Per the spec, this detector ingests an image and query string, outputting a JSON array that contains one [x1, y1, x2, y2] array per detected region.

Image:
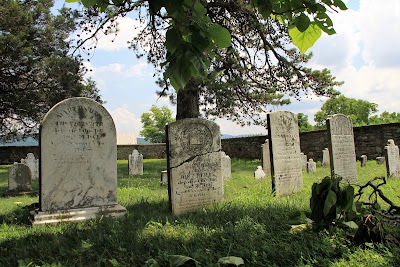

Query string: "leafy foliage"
[[297, 113, 314, 132], [140, 105, 175, 143], [0, 0, 102, 141]]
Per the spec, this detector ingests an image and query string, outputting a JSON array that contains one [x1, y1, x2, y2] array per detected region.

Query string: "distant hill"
[[0, 137, 38, 146]]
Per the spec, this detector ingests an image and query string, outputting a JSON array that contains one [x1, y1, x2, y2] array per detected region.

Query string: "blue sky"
[[56, 0, 400, 138]]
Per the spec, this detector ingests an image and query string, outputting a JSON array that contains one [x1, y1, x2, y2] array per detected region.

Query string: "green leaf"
[[295, 14, 310, 32], [193, 2, 207, 16], [341, 221, 359, 230], [81, 0, 97, 7], [112, 0, 124, 6], [334, 0, 348, 10], [218, 256, 244, 266], [191, 30, 209, 53], [186, 52, 207, 78], [289, 23, 322, 53], [323, 190, 337, 216], [65, 0, 78, 2], [166, 28, 182, 53], [209, 24, 231, 48], [258, 4, 271, 19], [169, 255, 198, 267]]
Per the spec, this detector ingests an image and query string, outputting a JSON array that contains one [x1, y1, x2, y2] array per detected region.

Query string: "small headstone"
[[30, 97, 126, 225], [8, 163, 32, 193], [261, 139, 271, 174], [166, 118, 223, 215], [21, 153, 39, 180], [128, 149, 143, 176], [322, 148, 330, 167], [300, 152, 307, 170], [307, 159, 317, 173], [376, 157, 385, 165], [160, 170, 168, 186], [267, 111, 303, 196], [221, 151, 232, 180], [327, 114, 358, 182], [254, 166, 266, 179], [384, 139, 400, 178], [360, 155, 367, 167]]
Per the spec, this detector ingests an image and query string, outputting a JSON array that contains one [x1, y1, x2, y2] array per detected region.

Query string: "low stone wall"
[[1, 123, 400, 164]]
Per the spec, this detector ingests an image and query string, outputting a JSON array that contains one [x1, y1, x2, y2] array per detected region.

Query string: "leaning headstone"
[[221, 151, 232, 180], [21, 153, 39, 180], [128, 149, 143, 176], [360, 155, 368, 167], [160, 170, 168, 186], [261, 139, 271, 174], [384, 139, 400, 178], [322, 148, 330, 167], [254, 166, 266, 179], [8, 163, 32, 193], [300, 152, 307, 170], [267, 111, 303, 196], [307, 159, 317, 173], [376, 157, 385, 165], [327, 114, 358, 182], [30, 97, 126, 225], [166, 118, 223, 215]]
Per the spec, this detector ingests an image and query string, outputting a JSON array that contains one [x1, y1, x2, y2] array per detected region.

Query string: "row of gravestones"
[[5, 98, 400, 225]]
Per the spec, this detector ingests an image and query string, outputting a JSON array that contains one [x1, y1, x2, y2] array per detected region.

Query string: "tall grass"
[[0, 159, 398, 266]]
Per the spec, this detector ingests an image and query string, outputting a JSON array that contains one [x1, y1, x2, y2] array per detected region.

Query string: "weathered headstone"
[[128, 149, 143, 176], [166, 118, 223, 215], [307, 159, 317, 173], [360, 155, 368, 167], [30, 97, 126, 225], [376, 157, 385, 165], [160, 170, 168, 186], [384, 139, 400, 178], [221, 151, 232, 180], [327, 114, 358, 182], [21, 153, 39, 180], [300, 152, 307, 170], [267, 111, 303, 196], [8, 163, 32, 193], [254, 166, 266, 179], [261, 139, 271, 174], [322, 148, 330, 167]]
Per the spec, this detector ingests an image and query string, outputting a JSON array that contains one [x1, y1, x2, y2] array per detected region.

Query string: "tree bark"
[[176, 80, 200, 120]]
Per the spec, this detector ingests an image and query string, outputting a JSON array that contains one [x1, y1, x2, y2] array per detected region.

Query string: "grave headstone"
[[384, 139, 400, 178], [360, 155, 368, 167], [261, 139, 271, 174], [31, 97, 126, 225], [300, 152, 307, 170], [307, 159, 317, 173], [376, 157, 385, 165], [327, 114, 358, 182], [160, 170, 168, 186], [254, 166, 266, 179], [322, 148, 330, 167], [221, 151, 232, 180], [21, 153, 39, 180], [129, 149, 143, 176], [166, 118, 223, 215], [8, 163, 32, 193], [267, 111, 303, 196]]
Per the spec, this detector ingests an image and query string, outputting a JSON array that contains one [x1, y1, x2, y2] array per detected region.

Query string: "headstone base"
[[30, 204, 126, 225]]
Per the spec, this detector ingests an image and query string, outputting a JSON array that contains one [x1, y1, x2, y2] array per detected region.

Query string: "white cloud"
[[109, 105, 142, 137], [215, 119, 268, 136]]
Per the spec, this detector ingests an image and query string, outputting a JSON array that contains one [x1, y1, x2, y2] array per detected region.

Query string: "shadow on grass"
[[1, 199, 399, 267]]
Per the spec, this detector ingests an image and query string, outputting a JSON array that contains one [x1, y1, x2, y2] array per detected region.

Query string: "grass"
[[0, 159, 399, 266]]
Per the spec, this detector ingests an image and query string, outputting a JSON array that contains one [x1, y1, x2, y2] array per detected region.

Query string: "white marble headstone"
[[221, 151, 232, 180], [31, 97, 126, 225], [254, 166, 266, 179], [360, 155, 367, 167], [261, 139, 271, 174], [307, 159, 317, 173], [129, 149, 143, 176], [300, 152, 307, 170], [8, 163, 32, 192], [160, 170, 168, 186], [21, 153, 39, 180], [267, 111, 303, 196], [384, 139, 400, 178], [327, 114, 358, 182], [167, 118, 223, 215], [322, 148, 330, 167]]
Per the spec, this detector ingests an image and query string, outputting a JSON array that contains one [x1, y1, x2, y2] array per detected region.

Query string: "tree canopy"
[[69, 0, 345, 125], [297, 112, 313, 132], [0, 0, 102, 141], [139, 105, 175, 143]]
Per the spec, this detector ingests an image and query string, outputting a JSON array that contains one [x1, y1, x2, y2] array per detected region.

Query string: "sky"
[[55, 0, 400, 138]]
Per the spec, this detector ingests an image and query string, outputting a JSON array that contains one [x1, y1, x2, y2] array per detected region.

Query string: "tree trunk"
[[176, 80, 200, 120]]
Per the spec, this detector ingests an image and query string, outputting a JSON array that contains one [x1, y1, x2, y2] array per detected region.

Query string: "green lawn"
[[0, 159, 399, 266]]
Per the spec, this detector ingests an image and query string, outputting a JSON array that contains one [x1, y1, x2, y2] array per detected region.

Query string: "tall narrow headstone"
[[307, 159, 317, 173], [384, 139, 400, 178], [300, 152, 307, 170], [8, 163, 32, 193], [128, 149, 143, 176], [166, 118, 223, 215], [261, 139, 271, 174], [160, 170, 168, 186], [221, 151, 232, 180], [267, 111, 303, 196], [21, 153, 39, 180], [31, 97, 126, 225], [360, 155, 368, 167], [322, 148, 330, 167], [327, 114, 358, 182]]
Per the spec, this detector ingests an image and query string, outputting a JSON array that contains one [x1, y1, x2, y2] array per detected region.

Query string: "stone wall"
[[1, 123, 400, 164]]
